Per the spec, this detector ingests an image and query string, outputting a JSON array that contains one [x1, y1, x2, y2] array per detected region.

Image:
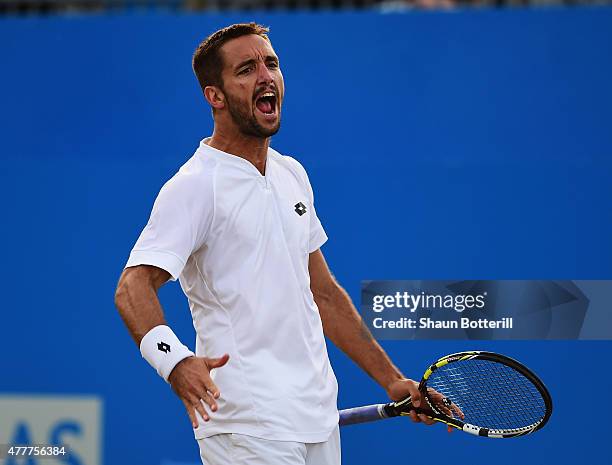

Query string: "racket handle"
[[339, 397, 414, 427], [339, 403, 390, 426]]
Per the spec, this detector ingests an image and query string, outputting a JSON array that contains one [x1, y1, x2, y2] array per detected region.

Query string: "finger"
[[411, 389, 421, 408], [438, 404, 450, 416], [452, 404, 465, 420], [409, 410, 420, 423], [426, 389, 450, 415], [193, 397, 210, 423], [437, 400, 453, 417], [199, 389, 218, 412], [181, 398, 198, 428], [419, 413, 435, 425], [203, 377, 221, 399], [206, 354, 230, 369]]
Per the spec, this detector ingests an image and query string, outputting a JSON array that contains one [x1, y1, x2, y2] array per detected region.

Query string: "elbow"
[[312, 283, 329, 306], [313, 279, 342, 308], [114, 271, 132, 312]]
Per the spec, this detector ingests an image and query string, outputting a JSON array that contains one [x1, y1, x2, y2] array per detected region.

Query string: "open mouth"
[[255, 91, 277, 117]]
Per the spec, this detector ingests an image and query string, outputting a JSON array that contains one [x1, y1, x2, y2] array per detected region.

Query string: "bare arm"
[[114, 265, 229, 427], [309, 250, 433, 424], [114, 265, 170, 345]]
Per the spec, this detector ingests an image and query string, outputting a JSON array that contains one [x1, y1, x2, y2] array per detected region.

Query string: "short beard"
[[225, 89, 280, 138]]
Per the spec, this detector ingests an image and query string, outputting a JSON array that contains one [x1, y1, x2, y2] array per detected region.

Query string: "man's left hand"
[[386, 378, 436, 425]]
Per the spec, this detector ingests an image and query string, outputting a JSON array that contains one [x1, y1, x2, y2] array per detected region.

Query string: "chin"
[[266, 123, 281, 137], [254, 117, 281, 138]]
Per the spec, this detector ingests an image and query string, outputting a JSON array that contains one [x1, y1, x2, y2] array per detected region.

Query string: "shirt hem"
[[193, 424, 337, 443], [309, 232, 328, 254], [125, 249, 185, 281]]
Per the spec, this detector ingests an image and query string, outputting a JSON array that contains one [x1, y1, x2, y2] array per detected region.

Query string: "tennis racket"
[[338, 351, 552, 438]]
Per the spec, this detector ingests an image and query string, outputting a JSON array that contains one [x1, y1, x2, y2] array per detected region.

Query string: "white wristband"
[[140, 325, 194, 382]]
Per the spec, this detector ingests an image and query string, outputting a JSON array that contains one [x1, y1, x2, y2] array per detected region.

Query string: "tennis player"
[[114, 23, 433, 465]]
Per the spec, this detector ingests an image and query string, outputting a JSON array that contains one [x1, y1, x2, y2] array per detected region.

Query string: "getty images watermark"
[[369, 290, 512, 330], [361, 280, 612, 340]]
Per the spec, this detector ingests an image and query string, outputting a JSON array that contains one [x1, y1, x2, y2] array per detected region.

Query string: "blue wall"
[[1, 7, 611, 465]]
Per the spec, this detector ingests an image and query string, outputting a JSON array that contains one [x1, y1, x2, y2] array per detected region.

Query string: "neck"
[[208, 125, 270, 175]]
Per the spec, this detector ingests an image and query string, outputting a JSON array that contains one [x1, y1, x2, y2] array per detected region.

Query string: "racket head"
[[419, 351, 553, 438]]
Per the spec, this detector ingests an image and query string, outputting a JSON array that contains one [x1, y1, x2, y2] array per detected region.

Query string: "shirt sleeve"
[[125, 173, 213, 281], [299, 164, 328, 253]]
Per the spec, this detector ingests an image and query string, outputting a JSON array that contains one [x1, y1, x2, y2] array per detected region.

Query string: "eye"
[[239, 66, 253, 75], [267, 61, 279, 69]]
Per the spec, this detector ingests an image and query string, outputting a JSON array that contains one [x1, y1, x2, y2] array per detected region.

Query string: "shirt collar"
[[198, 138, 271, 185]]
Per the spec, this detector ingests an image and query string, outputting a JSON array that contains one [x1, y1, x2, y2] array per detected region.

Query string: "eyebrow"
[[234, 55, 279, 72]]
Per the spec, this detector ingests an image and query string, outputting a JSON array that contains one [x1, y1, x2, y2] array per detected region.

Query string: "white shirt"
[[126, 139, 339, 442]]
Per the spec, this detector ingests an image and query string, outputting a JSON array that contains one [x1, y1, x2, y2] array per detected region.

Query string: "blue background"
[[1, 7, 611, 465]]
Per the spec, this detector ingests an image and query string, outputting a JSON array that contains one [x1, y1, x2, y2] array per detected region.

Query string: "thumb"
[[205, 353, 230, 369], [410, 385, 422, 408]]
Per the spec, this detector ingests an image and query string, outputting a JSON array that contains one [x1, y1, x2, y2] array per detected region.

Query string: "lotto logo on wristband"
[[157, 342, 171, 353], [141, 325, 194, 382]]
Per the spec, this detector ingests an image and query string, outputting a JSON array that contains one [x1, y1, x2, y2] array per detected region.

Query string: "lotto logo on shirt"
[[0, 395, 102, 465]]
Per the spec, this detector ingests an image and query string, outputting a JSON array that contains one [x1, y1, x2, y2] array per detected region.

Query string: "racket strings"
[[426, 360, 546, 431]]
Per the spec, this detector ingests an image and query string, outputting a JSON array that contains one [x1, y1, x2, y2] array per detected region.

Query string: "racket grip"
[[339, 404, 389, 427]]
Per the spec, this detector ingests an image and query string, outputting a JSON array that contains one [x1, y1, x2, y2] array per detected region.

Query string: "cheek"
[[229, 77, 250, 93], [277, 74, 285, 99], [228, 83, 253, 106], [240, 82, 257, 103]]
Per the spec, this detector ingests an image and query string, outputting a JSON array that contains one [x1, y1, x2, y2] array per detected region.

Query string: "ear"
[[204, 85, 225, 110]]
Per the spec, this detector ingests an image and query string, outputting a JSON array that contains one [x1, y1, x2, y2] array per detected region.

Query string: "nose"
[[256, 61, 274, 85]]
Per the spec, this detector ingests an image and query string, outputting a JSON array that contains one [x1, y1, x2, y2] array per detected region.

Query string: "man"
[[114, 23, 433, 465]]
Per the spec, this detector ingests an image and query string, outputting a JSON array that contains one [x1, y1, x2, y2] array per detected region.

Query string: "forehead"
[[219, 34, 278, 68]]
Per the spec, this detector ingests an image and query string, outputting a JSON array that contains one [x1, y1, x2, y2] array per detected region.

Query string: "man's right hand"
[[168, 354, 230, 428]]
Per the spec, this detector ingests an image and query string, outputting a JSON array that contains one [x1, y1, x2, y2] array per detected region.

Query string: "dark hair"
[[192, 22, 270, 93]]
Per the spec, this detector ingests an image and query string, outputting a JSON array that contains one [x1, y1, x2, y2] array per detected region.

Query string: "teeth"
[[260, 92, 275, 98]]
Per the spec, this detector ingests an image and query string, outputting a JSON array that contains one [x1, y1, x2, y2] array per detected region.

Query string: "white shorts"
[[197, 427, 341, 465]]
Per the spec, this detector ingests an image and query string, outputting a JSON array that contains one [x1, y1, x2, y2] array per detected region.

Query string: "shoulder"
[[269, 147, 309, 184], [158, 151, 218, 206]]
